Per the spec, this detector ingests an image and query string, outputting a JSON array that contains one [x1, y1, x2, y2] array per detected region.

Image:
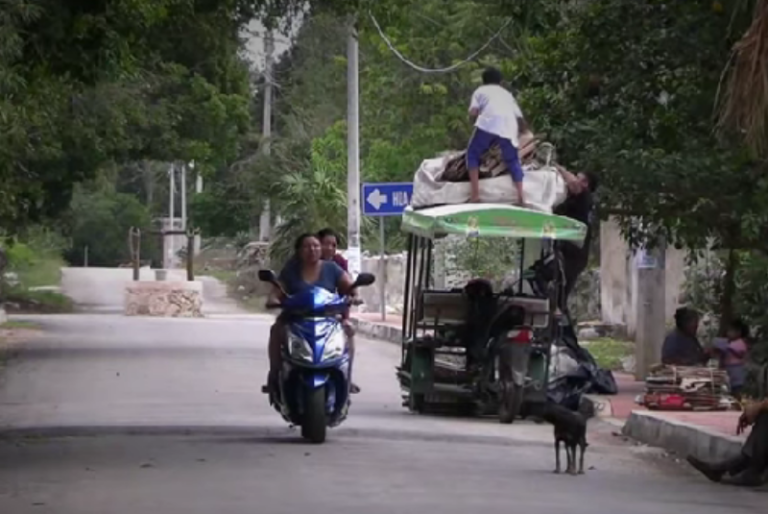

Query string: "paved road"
[[0, 269, 764, 513]]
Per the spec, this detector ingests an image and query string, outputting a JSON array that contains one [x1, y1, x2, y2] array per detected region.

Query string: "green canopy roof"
[[401, 204, 587, 243]]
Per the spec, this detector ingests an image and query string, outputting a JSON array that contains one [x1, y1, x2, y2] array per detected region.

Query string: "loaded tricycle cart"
[[395, 203, 587, 422]]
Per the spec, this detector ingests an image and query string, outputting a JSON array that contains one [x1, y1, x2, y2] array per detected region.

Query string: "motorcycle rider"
[[265, 233, 358, 393]]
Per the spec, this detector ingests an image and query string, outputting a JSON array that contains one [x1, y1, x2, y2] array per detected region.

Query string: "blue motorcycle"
[[258, 269, 376, 443]]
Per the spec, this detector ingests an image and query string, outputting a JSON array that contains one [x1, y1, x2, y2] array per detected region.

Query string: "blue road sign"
[[361, 182, 413, 216]]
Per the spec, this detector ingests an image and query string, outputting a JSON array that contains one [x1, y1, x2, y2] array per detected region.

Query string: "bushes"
[[2, 226, 69, 288], [63, 185, 160, 267], [1, 225, 74, 313]]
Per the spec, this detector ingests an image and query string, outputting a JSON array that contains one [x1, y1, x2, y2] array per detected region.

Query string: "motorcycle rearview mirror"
[[353, 272, 376, 288], [258, 269, 278, 283]]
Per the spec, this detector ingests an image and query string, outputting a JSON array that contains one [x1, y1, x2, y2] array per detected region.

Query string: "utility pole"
[[634, 240, 667, 380], [346, 18, 361, 277], [191, 160, 201, 255], [259, 30, 274, 242]]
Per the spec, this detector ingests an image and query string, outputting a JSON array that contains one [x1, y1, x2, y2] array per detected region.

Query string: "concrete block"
[[124, 280, 204, 318], [0, 305, 6, 324], [622, 411, 743, 462]]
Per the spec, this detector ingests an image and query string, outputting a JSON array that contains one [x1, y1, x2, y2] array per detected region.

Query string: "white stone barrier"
[[124, 280, 203, 318]]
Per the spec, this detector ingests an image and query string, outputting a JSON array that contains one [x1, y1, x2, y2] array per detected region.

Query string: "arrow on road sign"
[[366, 188, 388, 210]]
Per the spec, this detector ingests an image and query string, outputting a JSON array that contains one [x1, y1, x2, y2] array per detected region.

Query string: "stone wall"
[[357, 253, 407, 314], [125, 281, 203, 317]]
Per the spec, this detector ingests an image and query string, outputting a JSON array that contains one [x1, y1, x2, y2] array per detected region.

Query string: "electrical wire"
[[367, 12, 513, 74]]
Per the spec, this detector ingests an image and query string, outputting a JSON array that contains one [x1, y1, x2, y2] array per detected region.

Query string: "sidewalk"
[[352, 313, 747, 463]]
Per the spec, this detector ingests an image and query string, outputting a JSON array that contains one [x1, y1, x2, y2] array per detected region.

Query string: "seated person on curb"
[[317, 227, 360, 394], [265, 233, 359, 393], [687, 398, 768, 487], [467, 66, 528, 205], [552, 164, 599, 315], [661, 307, 709, 367]]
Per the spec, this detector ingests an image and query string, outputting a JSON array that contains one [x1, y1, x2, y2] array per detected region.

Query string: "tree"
[[64, 185, 159, 267], [268, 122, 370, 266], [0, 0, 326, 233]]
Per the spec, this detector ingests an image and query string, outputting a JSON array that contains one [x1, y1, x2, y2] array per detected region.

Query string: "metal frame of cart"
[[397, 203, 588, 421]]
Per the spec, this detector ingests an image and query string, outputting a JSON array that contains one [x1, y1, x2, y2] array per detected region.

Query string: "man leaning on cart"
[[552, 164, 599, 313]]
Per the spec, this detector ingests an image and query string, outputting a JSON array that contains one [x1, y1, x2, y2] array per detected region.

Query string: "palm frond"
[[717, 0, 768, 158]]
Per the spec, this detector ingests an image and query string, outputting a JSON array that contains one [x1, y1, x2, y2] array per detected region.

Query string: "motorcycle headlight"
[[287, 333, 313, 362], [321, 328, 346, 361]]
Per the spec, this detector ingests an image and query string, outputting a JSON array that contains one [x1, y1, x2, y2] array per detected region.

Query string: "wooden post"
[[128, 227, 141, 281], [634, 240, 667, 380], [185, 228, 199, 282]]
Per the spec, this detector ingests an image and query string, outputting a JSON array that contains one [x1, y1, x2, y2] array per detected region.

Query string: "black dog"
[[533, 402, 588, 475]]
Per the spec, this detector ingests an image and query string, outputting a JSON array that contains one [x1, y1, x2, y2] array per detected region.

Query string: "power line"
[[368, 12, 513, 74]]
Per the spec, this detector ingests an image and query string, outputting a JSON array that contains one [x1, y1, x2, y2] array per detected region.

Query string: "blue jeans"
[[466, 127, 523, 183]]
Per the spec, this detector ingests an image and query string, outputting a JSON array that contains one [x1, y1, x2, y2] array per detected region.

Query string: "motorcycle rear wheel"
[[301, 387, 327, 444], [498, 380, 524, 424]]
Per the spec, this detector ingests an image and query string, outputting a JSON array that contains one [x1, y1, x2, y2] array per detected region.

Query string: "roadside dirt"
[[0, 327, 43, 358]]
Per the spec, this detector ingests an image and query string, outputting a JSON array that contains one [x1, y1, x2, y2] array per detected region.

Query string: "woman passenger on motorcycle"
[[317, 228, 360, 393], [266, 233, 360, 393]]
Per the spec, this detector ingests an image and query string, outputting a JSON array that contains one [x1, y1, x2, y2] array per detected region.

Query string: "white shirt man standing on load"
[[467, 67, 528, 205]]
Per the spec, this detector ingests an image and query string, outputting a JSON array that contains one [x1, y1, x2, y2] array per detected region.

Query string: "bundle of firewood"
[[439, 132, 546, 182], [642, 365, 733, 411]]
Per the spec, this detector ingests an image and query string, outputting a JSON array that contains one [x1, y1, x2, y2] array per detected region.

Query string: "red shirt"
[[330, 253, 350, 320], [332, 254, 348, 272]]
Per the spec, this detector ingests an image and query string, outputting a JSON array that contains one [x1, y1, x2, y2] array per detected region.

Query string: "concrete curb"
[[622, 410, 743, 462], [351, 317, 402, 344]]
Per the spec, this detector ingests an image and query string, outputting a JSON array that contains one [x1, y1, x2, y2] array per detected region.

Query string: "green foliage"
[[583, 338, 634, 372], [444, 238, 521, 288], [191, 188, 254, 238], [268, 121, 374, 267], [514, 0, 763, 250], [3, 286, 75, 314], [2, 226, 69, 288], [64, 185, 158, 267], [0, 0, 267, 232]]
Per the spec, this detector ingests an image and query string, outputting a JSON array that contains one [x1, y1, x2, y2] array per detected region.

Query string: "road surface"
[[0, 268, 763, 513]]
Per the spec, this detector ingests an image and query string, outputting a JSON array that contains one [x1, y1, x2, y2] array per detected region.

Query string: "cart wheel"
[[409, 392, 425, 413]]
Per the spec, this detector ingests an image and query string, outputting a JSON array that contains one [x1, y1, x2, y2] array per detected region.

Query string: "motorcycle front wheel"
[[301, 387, 327, 444]]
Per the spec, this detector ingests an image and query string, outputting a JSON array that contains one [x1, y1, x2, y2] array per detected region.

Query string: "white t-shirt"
[[469, 84, 524, 147]]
